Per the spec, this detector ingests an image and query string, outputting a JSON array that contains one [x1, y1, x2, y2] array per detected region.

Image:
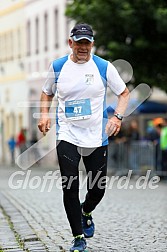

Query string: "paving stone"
[[0, 207, 24, 251], [0, 166, 167, 251], [0, 192, 48, 251]]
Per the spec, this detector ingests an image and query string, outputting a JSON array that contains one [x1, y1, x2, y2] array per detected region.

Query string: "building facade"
[[0, 0, 73, 164], [0, 0, 27, 163], [25, 0, 73, 138]]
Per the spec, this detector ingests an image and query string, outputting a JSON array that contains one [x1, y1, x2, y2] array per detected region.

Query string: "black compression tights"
[[56, 140, 108, 236]]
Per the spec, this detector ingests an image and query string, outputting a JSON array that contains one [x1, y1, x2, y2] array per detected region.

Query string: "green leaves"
[[66, 0, 167, 92]]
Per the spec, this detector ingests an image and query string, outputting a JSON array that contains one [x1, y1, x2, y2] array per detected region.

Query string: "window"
[[66, 18, 71, 44], [44, 13, 48, 51], [17, 28, 21, 58], [4, 34, 7, 62], [27, 21, 31, 56], [54, 9, 59, 48], [35, 17, 39, 54], [10, 31, 14, 61], [0, 35, 2, 63], [18, 114, 23, 130], [6, 33, 10, 61]]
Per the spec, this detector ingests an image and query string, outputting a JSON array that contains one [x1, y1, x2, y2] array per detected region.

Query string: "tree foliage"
[[66, 0, 167, 92]]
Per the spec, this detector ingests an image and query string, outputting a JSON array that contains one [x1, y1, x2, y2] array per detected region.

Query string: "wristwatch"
[[114, 113, 123, 120]]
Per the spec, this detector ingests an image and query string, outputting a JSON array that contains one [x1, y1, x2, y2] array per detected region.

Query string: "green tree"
[[66, 0, 167, 92]]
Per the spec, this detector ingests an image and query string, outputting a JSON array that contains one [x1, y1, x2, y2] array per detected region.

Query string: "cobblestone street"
[[0, 165, 167, 252]]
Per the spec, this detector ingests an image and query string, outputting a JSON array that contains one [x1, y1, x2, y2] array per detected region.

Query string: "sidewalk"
[[0, 165, 167, 252]]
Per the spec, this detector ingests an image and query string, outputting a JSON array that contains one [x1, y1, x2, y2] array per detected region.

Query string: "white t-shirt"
[[42, 54, 126, 148]]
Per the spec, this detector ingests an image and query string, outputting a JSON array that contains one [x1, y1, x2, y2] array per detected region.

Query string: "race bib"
[[65, 98, 92, 120]]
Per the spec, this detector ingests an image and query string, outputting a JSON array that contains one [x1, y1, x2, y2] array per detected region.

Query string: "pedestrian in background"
[[7, 136, 16, 165], [108, 124, 127, 174], [38, 23, 129, 252], [150, 118, 164, 172], [30, 131, 41, 166], [160, 118, 167, 179], [17, 128, 27, 154], [127, 119, 140, 174]]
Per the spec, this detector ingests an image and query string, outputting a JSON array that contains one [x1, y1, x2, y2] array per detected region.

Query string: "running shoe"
[[70, 236, 87, 252], [81, 205, 95, 238]]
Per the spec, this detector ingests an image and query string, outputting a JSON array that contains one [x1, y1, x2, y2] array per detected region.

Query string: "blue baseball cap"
[[70, 23, 94, 42]]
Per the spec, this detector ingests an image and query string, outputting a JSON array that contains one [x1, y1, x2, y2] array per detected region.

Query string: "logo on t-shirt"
[[85, 74, 94, 85]]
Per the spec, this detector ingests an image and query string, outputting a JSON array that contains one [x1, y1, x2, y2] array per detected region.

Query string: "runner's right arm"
[[38, 91, 54, 136]]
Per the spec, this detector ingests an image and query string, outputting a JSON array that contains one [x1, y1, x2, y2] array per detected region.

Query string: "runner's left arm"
[[106, 87, 129, 136]]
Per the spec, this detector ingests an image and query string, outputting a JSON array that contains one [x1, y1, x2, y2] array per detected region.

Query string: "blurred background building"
[[0, 0, 27, 163], [0, 0, 73, 164]]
